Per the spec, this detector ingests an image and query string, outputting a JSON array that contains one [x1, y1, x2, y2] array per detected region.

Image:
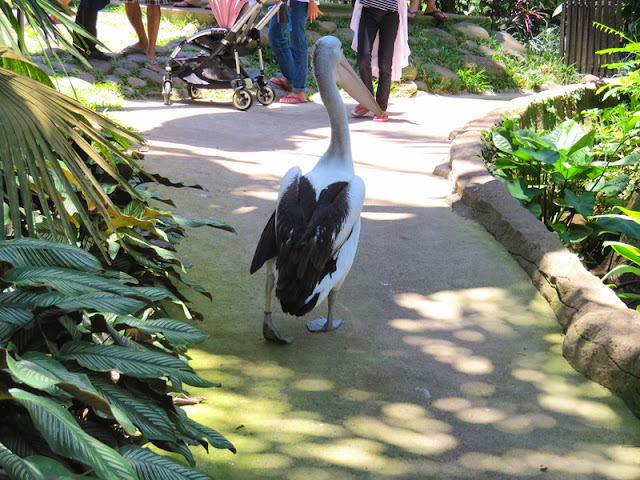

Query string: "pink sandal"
[[373, 112, 389, 122], [351, 104, 370, 117], [279, 94, 308, 104], [270, 77, 292, 91]]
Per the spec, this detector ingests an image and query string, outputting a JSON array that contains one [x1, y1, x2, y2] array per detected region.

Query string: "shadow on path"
[[113, 95, 640, 480]]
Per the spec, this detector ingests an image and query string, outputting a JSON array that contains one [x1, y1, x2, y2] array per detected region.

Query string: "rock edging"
[[445, 84, 640, 418]]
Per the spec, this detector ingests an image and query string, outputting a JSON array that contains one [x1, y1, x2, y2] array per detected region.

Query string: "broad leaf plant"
[[0, 1, 237, 479]]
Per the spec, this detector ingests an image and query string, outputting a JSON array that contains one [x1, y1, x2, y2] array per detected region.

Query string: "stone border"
[[444, 84, 640, 418]]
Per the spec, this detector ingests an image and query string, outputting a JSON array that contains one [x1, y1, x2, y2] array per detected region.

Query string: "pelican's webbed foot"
[[263, 312, 293, 344], [306, 317, 342, 332]]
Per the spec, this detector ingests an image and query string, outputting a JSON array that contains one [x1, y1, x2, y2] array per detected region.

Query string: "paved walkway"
[[112, 94, 640, 480]]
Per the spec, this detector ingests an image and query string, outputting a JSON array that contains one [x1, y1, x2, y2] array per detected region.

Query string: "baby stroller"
[[162, 0, 283, 110]]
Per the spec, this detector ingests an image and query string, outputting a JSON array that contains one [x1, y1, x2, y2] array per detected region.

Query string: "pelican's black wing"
[[250, 211, 277, 274], [275, 177, 351, 316]]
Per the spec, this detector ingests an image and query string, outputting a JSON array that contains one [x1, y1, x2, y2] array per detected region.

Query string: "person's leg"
[[424, 0, 447, 18], [72, 5, 95, 53], [408, 0, 420, 17], [287, 0, 309, 98], [374, 10, 399, 111], [50, 0, 73, 23], [124, 1, 148, 51], [145, 4, 161, 64], [356, 7, 379, 99], [268, 8, 295, 85]]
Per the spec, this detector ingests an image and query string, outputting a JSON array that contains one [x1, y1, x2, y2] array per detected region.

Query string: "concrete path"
[[112, 94, 640, 480]]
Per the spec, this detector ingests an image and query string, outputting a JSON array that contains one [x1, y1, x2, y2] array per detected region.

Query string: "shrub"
[[0, 239, 235, 480]]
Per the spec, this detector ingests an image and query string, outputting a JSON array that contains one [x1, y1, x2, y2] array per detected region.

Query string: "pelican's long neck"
[[315, 56, 353, 172]]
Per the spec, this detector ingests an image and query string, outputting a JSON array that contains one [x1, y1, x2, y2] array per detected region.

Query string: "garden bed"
[[442, 82, 640, 419]]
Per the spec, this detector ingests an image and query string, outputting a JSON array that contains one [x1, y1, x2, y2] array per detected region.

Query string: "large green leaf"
[[120, 445, 217, 480], [505, 178, 543, 201], [492, 131, 514, 153], [0, 304, 34, 345], [0, 442, 45, 480], [59, 342, 203, 383], [603, 241, 640, 266], [595, 216, 640, 240], [4, 350, 112, 412], [4, 350, 134, 433], [171, 214, 236, 234], [54, 292, 147, 315], [0, 45, 53, 88], [8, 389, 140, 480], [24, 455, 99, 479], [3, 267, 142, 297], [602, 265, 640, 282], [114, 317, 208, 346], [0, 239, 101, 271], [587, 174, 629, 196], [171, 370, 218, 389], [91, 377, 176, 442], [530, 148, 560, 164], [173, 408, 236, 453], [543, 119, 589, 153], [563, 190, 596, 218]]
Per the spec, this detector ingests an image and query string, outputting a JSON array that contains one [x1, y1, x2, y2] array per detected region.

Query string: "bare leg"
[[307, 290, 343, 332], [424, 0, 447, 18], [145, 4, 161, 63], [124, 2, 148, 51], [262, 269, 292, 344]]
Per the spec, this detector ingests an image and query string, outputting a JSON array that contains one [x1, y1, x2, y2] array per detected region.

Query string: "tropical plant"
[[0, 2, 237, 479], [456, 67, 491, 93], [596, 208, 640, 308], [511, 0, 548, 37], [485, 117, 638, 267], [0, 238, 235, 480]]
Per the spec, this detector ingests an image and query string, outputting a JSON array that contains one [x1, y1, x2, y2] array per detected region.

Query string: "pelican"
[[250, 35, 384, 343]]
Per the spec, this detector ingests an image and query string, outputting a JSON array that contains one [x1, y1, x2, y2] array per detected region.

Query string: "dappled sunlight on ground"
[[180, 281, 640, 479], [110, 95, 640, 479]]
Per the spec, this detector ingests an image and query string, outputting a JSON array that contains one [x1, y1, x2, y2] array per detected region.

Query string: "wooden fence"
[[560, 0, 623, 77]]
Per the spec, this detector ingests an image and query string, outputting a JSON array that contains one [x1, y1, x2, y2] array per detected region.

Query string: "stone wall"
[[445, 84, 640, 419]]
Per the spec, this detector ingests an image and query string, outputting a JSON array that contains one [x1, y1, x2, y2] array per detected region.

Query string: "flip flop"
[[121, 45, 145, 56], [144, 59, 160, 72], [407, 9, 418, 19], [173, 1, 200, 7], [270, 77, 292, 91], [424, 9, 447, 20], [373, 112, 389, 122], [204, 3, 211, 8], [279, 94, 307, 104], [351, 104, 369, 117]]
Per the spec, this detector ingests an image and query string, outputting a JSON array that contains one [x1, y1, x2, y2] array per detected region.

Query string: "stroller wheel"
[[163, 81, 172, 106], [233, 88, 253, 111], [255, 85, 276, 106], [189, 85, 201, 99]]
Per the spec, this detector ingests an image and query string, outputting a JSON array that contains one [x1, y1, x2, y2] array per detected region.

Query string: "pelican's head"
[[312, 36, 384, 117]]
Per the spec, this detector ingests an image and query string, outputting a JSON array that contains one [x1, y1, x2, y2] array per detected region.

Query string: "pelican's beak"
[[334, 56, 384, 117]]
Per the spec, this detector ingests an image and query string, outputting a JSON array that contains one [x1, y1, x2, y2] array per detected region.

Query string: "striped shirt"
[[359, 0, 397, 12]]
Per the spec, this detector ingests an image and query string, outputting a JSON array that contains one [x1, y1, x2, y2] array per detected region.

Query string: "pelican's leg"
[[307, 290, 343, 332], [262, 267, 292, 344]]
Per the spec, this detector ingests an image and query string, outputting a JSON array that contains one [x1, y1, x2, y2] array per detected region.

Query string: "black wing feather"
[[249, 212, 277, 274], [275, 177, 351, 316]]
